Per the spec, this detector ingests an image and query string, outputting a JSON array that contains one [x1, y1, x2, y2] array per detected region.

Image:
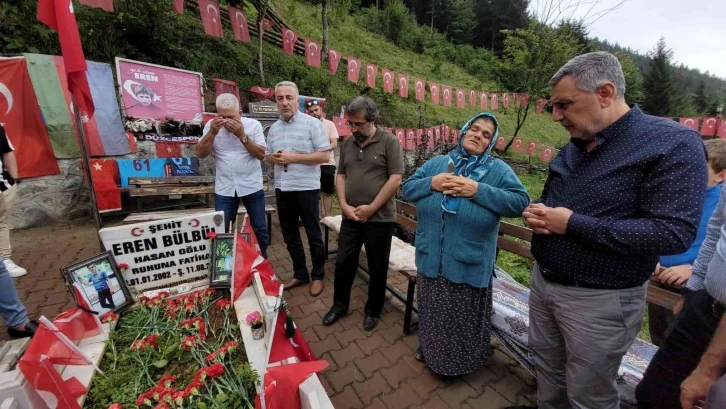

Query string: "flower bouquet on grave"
[[245, 311, 265, 340]]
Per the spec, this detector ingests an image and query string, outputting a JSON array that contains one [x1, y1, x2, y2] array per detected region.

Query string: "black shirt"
[[531, 106, 708, 289], [0, 126, 16, 191]]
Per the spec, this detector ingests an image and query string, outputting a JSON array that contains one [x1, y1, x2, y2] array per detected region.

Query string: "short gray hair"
[[215, 93, 239, 111], [345, 96, 379, 123], [550, 51, 626, 99], [275, 81, 299, 97]]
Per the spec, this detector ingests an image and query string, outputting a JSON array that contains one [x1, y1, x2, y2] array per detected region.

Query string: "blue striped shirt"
[[687, 185, 726, 303], [266, 111, 331, 191]]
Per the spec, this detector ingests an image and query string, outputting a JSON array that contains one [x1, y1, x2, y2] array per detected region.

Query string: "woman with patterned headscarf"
[[402, 112, 529, 379]]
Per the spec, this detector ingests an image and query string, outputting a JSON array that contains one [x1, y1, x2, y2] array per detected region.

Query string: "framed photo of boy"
[[210, 233, 235, 289], [60, 252, 133, 317]]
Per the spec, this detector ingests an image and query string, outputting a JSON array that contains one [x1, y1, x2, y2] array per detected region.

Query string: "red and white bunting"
[[328, 49, 341, 75], [304, 39, 321, 68], [455, 89, 465, 109], [511, 137, 524, 153], [198, 0, 223, 38], [250, 86, 275, 99], [539, 146, 557, 163], [480, 92, 488, 110], [79, 0, 113, 11], [526, 140, 539, 157], [701, 118, 718, 136], [347, 57, 361, 84], [491, 93, 499, 110], [520, 93, 530, 108], [382, 69, 395, 93], [172, 0, 184, 14], [405, 129, 416, 151], [442, 86, 452, 107], [261, 18, 274, 33], [495, 136, 508, 151], [281, 27, 299, 56], [718, 119, 726, 139], [398, 74, 409, 98], [429, 82, 441, 105], [502, 93, 509, 108], [513, 93, 520, 107], [228, 6, 250, 42], [469, 90, 477, 107], [395, 129, 405, 148], [535, 98, 546, 114], [365, 63, 378, 88], [679, 117, 699, 131], [415, 78, 425, 101]]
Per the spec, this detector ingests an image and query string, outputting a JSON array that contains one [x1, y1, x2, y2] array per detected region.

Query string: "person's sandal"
[[414, 348, 425, 362]]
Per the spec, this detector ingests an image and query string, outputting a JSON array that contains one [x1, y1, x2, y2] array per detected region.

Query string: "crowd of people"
[[0, 49, 723, 408]]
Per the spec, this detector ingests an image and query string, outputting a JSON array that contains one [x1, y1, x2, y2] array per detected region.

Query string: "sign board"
[[249, 101, 280, 116], [99, 211, 224, 293], [116, 57, 204, 121]]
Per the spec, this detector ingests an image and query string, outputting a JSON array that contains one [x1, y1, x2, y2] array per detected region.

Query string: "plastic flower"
[[117, 263, 129, 272], [102, 312, 119, 323], [108, 404, 123, 409], [215, 299, 232, 310], [180, 335, 199, 351], [245, 311, 263, 326], [130, 339, 148, 352], [157, 374, 176, 388], [145, 334, 160, 349]]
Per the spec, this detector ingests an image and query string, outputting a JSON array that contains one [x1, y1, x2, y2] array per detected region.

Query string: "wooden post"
[[72, 95, 105, 251]]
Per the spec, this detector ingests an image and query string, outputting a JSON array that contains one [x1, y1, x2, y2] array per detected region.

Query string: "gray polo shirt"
[[338, 128, 405, 222]]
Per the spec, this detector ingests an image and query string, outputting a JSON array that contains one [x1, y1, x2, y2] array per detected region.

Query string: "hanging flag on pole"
[[281, 28, 299, 56], [304, 39, 321, 68], [197, 0, 224, 38], [347, 57, 361, 84], [228, 6, 251, 42]]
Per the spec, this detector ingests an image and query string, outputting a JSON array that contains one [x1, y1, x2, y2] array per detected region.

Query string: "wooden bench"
[[127, 176, 215, 212]]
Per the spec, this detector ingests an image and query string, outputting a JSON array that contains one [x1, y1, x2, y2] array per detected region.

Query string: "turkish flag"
[[452, 129, 460, 143], [469, 90, 477, 107], [495, 136, 508, 151], [426, 128, 434, 149], [250, 86, 275, 99], [172, 0, 184, 14], [520, 93, 530, 108], [701, 118, 718, 136], [382, 69, 395, 93], [535, 98, 546, 114], [268, 309, 318, 364], [88, 159, 121, 212], [502, 93, 510, 108], [347, 57, 361, 84], [53, 283, 104, 341], [213, 78, 240, 105], [22, 317, 96, 366], [79, 0, 113, 12], [539, 146, 557, 163], [434, 127, 441, 143], [415, 129, 423, 146], [680, 117, 699, 131], [405, 130, 416, 151], [328, 49, 342, 75], [491, 93, 499, 110], [444, 125, 450, 142], [365, 64, 378, 88], [156, 142, 182, 158], [261, 18, 274, 33], [511, 137, 525, 153], [455, 89, 465, 109], [414, 78, 425, 101], [526, 140, 539, 157], [442, 86, 452, 107], [37, 0, 95, 118], [332, 116, 352, 137], [429, 82, 440, 105], [0, 58, 60, 178], [304, 39, 321, 68], [229, 6, 251, 42], [197, 0, 223, 38], [18, 356, 86, 409], [255, 360, 328, 409], [232, 229, 280, 302], [281, 28, 299, 56], [398, 74, 409, 98], [241, 214, 263, 253], [395, 129, 405, 148], [480, 92, 488, 111], [718, 119, 726, 139]]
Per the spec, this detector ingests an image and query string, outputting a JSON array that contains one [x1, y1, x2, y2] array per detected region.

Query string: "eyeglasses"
[[346, 120, 368, 128]]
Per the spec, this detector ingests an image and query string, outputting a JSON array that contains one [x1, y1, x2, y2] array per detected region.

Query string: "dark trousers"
[[97, 288, 115, 309], [332, 219, 394, 317], [215, 190, 269, 258], [276, 189, 326, 281], [636, 290, 723, 408], [648, 303, 677, 347]]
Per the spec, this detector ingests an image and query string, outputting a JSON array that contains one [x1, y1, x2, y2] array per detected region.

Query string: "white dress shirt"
[[201, 116, 266, 197]]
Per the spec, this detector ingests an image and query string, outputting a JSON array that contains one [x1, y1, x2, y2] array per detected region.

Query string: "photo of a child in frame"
[[64, 255, 132, 317]]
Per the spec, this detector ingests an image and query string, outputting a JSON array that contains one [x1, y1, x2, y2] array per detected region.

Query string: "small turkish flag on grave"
[[680, 117, 699, 131], [495, 136, 508, 151], [281, 27, 299, 56], [347, 57, 361, 84], [539, 146, 557, 163], [198, 0, 223, 38], [535, 98, 546, 114], [382, 69, 395, 93], [702, 118, 718, 136], [365, 63, 378, 88], [415, 78, 425, 101], [442, 86, 452, 107], [328, 49, 342, 74], [480, 92, 488, 110], [429, 82, 441, 105], [456, 89, 465, 109], [395, 129, 405, 148], [491, 93, 499, 110], [304, 39, 321, 68], [526, 140, 539, 157], [398, 74, 409, 98], [229, 6, 250, 42], [511, 137, 525, 153]]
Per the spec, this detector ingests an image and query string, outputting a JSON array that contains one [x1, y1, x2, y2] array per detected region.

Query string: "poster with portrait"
[[210, 233, 234, 289], [116, 57, 204, 121], [60, 252, 133, 318]]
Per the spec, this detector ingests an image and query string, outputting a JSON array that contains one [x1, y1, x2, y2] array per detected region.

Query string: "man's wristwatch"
[[240, 135, 248, 144]]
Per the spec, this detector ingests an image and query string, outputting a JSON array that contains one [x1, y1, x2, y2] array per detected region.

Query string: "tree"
[[473, 0, 529, 53], [321, 0, 330, 55], [642, 37, 674, 116], [694, 81, 711, 114], [448, 0, 476, 44], [254, 0, 273, 86], [497, 21, 581, 148], [614, 51, 645, 105]]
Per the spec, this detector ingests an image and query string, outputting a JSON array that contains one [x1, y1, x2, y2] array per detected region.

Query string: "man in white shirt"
[[305, 99, 339, 219], [196, 93, 269, 258]]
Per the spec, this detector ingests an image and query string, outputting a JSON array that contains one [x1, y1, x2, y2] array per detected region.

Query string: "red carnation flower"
[[206, 232, 218, 239], [184, 379, 202, 396], [136, 391, 152, 407], [130, 339, 148, 352], [102, 312, 119, 323], [145, 334, 160, 349], [157, 374, 176, 388], [108, 404, 123, 409], [180, 335, 198, 351], [172, 390, 190, 406], [215, 299, 232, 310]]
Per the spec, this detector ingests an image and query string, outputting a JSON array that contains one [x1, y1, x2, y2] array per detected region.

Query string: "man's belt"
[[539, 265, 633, 290]]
